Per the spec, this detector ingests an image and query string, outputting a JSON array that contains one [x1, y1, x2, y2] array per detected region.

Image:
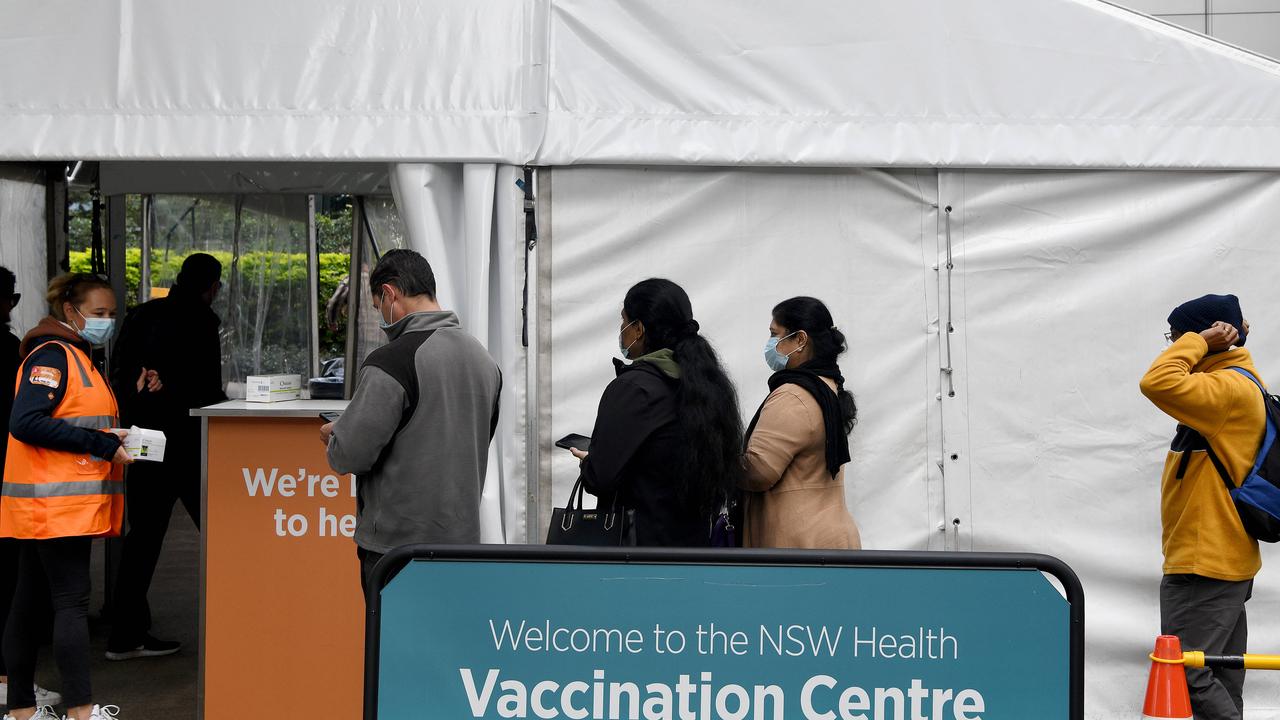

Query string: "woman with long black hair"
[[570, 279, 743, 547], [740, 296, 860, 549]]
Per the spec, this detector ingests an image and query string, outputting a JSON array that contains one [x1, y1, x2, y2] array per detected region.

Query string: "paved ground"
[[16, 508, 200, 720]]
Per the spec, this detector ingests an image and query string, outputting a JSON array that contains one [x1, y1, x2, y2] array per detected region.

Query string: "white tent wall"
[[541, 166, 943, 551], [539, 165, 1280, 717], [0, 167, 48, 334], [390, 163, 529, 543], [945, 169, 1280, 716]]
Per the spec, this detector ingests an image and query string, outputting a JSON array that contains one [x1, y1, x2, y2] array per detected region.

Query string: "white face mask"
[[619, 319, 639, 359]]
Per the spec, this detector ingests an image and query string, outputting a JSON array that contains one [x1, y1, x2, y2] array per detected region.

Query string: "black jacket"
[[0, 329, 18, 470], [110, 288, 226, 432], [579, 357, 708, 547]]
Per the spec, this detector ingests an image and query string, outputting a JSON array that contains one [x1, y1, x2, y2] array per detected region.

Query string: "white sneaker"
[[34, 684, 63, 708], [89, 705, 121, 720], [3, 708, 62, 720], [0, 682, 63, 708]]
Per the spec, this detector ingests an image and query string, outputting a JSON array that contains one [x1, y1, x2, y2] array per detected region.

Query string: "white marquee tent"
[[4, 0, 1280, 715]]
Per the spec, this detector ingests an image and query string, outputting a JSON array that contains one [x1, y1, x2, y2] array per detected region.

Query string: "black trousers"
[[3, 537, 93, 709], [1161, 573, 1253, 720], [108, 448, 199, 648], [0, 537, 18, 676]]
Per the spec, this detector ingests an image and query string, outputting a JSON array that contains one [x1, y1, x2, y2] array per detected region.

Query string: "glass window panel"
[[1214, 0, 1280, 13], [1160, 13, 1208, 32], [1212, 12, 1280, 57], [1120, 0, 1207, 15], [148, 194, 312, 396], [351, 196, 408, 370]]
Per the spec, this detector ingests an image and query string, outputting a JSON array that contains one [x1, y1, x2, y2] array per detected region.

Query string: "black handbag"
[[546, 478, 636, 546]]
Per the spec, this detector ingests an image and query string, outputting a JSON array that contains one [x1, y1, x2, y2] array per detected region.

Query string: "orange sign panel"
[[203, 417, 362, 718]]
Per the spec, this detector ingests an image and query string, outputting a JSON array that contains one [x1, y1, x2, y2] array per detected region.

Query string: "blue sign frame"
[[363, 547, 1084, 720]]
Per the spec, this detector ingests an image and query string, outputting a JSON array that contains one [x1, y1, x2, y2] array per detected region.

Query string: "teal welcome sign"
[[365, 548, 1082, 720]]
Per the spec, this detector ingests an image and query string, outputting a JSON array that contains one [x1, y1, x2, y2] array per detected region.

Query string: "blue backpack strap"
[[1228, 366, 1264, 388], [1227, 367, 1276, 482], [1202, 443, 1236, 490]]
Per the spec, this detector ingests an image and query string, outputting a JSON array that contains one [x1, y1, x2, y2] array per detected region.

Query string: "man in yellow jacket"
[[1141, 293, 1262, 720]]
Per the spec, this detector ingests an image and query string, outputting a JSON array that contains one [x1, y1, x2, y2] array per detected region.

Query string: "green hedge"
[[68, 249, 351, 360]]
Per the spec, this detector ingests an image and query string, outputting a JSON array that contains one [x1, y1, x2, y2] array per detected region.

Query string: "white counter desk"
[[194, 398, 349, 417]]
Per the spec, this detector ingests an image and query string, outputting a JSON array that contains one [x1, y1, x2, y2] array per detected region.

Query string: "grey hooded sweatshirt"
[[327, 311, 501, 552]]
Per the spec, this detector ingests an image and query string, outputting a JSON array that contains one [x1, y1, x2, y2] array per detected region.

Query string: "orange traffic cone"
[[1143, 635, 1192, 719]]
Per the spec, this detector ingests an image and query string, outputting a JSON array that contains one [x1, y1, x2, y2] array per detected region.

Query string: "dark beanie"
[[1168, 293, 1246, 346], [175, 253, 223, 292]]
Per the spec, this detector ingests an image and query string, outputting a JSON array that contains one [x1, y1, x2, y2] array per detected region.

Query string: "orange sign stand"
[[200, 409, 361, 718]]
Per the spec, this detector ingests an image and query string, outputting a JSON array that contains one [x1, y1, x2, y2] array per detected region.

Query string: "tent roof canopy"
[[3, 0, 1279, 169]]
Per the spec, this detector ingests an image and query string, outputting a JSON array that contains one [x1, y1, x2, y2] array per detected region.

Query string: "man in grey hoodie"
[[321, 249, 501, 593]]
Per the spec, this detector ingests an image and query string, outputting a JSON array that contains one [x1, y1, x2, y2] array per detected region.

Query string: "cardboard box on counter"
[[246, 374, 302, 403]]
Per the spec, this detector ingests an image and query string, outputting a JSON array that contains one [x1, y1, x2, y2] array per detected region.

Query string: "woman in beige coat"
[[740, 297, 860, 549]]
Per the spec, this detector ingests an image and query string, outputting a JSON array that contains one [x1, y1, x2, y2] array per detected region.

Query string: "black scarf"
[[744, 362, 851, 478]]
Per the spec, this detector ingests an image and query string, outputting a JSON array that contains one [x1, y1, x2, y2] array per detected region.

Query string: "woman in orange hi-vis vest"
[[0, 274, 159, 720]]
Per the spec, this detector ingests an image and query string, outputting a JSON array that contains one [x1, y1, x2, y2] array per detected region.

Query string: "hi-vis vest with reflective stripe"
[[0, 340, 123, 540]]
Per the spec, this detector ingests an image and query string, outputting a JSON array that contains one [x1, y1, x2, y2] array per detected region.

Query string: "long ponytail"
[[624, 279, 742, 511]]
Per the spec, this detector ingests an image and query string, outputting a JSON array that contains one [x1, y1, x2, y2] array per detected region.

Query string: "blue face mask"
[[764, 332, 799, 372], [377, 292, 398, 331], [619, 320, 639, 359], [76, 308, 115, 347]]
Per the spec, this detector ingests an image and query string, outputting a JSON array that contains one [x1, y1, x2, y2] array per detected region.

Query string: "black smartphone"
[[555, 433, 591, 452], [319, 411, 342, 423]]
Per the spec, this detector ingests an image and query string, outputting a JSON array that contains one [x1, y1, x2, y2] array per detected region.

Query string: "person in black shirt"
[[0, 267, 63, 708], [106, 254, 225, 660], [570, 279, 743, 547], [0, 268, 20, 471]]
